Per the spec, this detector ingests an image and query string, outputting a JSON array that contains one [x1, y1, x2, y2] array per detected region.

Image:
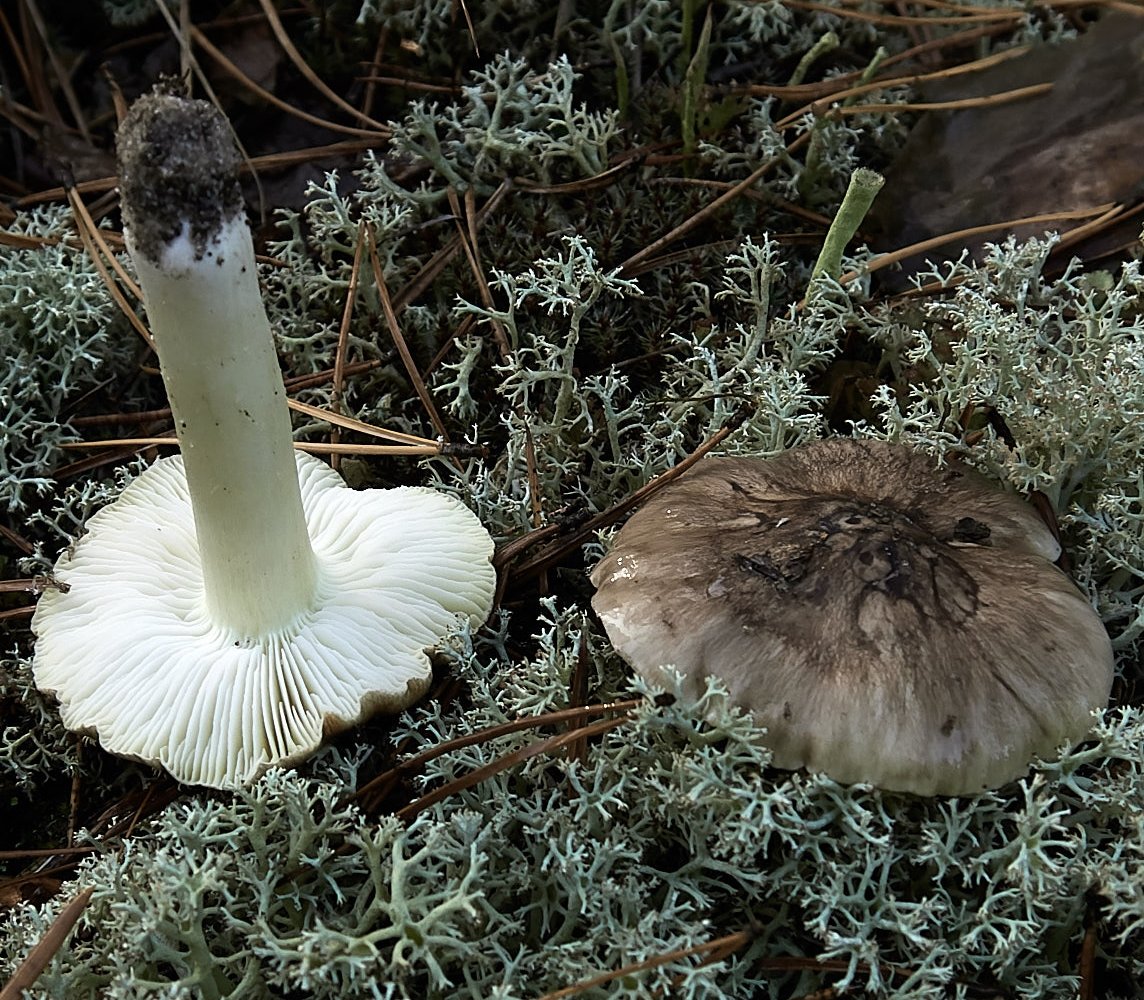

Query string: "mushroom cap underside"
[[32, 452, 496, 789], [591, 439, 1114, 796]]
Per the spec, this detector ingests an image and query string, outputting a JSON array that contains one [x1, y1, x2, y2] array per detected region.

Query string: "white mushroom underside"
[[32, 452, 495, 788]]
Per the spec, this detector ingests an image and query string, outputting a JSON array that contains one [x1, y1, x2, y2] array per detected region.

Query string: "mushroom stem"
[[119, 94, 317, 637]]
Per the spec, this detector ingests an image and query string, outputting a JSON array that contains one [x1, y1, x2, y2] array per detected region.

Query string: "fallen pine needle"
[[59, 438, 443, 456], [0, 887, 93, 1000]]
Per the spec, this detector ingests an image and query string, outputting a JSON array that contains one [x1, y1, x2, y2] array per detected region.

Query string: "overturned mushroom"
[[31, 92, 496, 789], [590, 438, 1114, 796]]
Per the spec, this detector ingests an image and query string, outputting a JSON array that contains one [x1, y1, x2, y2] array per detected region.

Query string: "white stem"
[[130, 215, 318, 637]]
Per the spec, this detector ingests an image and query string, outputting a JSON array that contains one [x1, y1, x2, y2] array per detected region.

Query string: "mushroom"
[[31, 92, 496, 789], [590, 438, 1114, 795]]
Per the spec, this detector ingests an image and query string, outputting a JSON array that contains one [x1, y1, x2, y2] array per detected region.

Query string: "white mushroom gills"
[[131, 215, 317, 636]]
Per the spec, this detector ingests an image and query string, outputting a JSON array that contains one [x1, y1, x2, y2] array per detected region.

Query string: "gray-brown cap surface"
[[590, 438, 1114, 796]]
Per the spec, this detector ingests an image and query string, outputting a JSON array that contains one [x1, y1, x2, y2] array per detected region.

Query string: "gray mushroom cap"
[[590, 438, 1114, 796]]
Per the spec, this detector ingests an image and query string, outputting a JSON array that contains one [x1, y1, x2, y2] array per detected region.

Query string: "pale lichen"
[[0, 208, 138, 511], [3, 5, 1143, 998]]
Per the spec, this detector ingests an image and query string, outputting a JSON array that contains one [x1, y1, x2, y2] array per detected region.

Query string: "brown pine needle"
[[535, 929, 756, 1000], [256, 0, 391, 132], [391, 178, 513, 314], [0, 887, 93, 1000], [329, 223, 369, 468], [619, 131, 812, 277], [66, 187, 154, 351], [66, 186, 142, 299], [515, 159, 636, 195], [783, 0, 1028, 26], [0, 524, 35, 555], [458, 0, 480, 57], [350, 698, 641, 807], [366, 226, 452, 444], [287, 398, 440, 448], [0, 229, 63, 249], [22, 0, 90, 143], [60, 394, 443, 458], [190, 26, 383, 139], [445, 186, 513, 359], [333, 222, 368, 407], [358, 74, 460, 95], [0, 6, 33, 101], [360, 25, 390, 117], [770, 46, 1036, 128], [283, 358, 382, 393], [832, 81, 1053, 116], [288, 442, 441, 456], [0, 578, 45, 594], [61, 401, 439, 450], [0, 847, 95, 860], [748, 43, 1029, 102], [836, 203, 1119, 285], [1053, 201, 1133, 253], [394, 715, 632, 822], [59, 437, 442, 457]]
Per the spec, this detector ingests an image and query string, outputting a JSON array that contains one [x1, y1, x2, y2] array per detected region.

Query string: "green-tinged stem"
[[681, 7, 712, 157], [788, 31, 838, 88], [810, 167, 885, 286], [131, 214, 318, 637]]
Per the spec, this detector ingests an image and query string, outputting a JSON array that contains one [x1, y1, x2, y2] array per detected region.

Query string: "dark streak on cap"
[[117, 91, 243, 266]]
